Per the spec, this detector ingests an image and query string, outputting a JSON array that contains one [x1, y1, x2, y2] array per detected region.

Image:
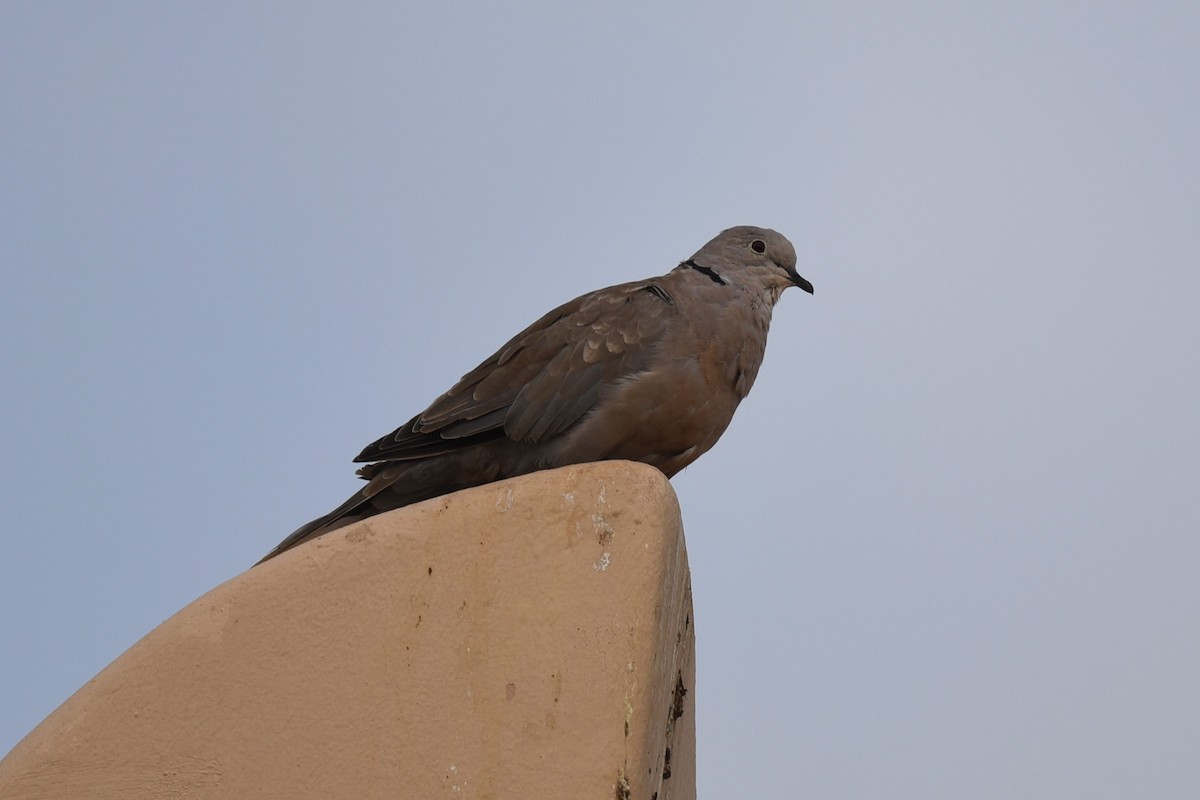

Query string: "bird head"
[[683, 225, 814, 303]]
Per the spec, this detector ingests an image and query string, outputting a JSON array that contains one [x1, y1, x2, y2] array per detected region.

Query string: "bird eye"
[[750, 239, 766, 254]]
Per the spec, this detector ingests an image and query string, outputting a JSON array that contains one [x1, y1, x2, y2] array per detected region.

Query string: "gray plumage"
[[259, 225, 813, 562]]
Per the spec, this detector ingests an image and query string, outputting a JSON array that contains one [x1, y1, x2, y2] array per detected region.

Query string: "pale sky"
[[3, 3, 1199, 796]]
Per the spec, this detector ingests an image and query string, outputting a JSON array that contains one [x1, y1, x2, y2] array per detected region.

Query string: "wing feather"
[[354, 278, 674, 463]]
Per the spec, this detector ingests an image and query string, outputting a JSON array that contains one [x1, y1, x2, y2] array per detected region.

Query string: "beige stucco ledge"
[[0, 461, 696, 800]]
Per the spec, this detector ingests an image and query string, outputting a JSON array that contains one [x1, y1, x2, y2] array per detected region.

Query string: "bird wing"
[[353, 278, 678, 463]]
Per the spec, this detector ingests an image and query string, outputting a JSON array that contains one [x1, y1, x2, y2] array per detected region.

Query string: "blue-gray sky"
[[3, 3, 1199, 796]]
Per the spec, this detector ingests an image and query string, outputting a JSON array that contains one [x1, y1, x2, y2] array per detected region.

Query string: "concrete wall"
[[0, 461, 695, 800]]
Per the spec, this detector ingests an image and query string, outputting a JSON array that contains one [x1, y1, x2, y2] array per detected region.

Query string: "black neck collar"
[[683, 259, 728, 286]]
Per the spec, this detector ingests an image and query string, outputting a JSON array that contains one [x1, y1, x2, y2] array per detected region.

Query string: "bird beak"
[[789, 272, 814, 294]]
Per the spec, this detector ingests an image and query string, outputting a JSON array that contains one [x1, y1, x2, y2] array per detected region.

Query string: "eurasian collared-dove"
[[260, 225, 812, 562]]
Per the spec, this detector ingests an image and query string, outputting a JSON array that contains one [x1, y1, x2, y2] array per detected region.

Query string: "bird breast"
[[556, 289, 771, 477]]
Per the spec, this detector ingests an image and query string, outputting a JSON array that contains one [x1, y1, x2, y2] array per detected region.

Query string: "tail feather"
[[256, 488, 373, 564], [259, 442, 519, 565]]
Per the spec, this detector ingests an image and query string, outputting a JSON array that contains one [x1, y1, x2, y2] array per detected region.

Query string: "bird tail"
[[255, 488, 373, 565]]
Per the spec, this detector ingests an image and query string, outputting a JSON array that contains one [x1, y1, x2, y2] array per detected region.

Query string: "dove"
[[259, 225, 812, 562]]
